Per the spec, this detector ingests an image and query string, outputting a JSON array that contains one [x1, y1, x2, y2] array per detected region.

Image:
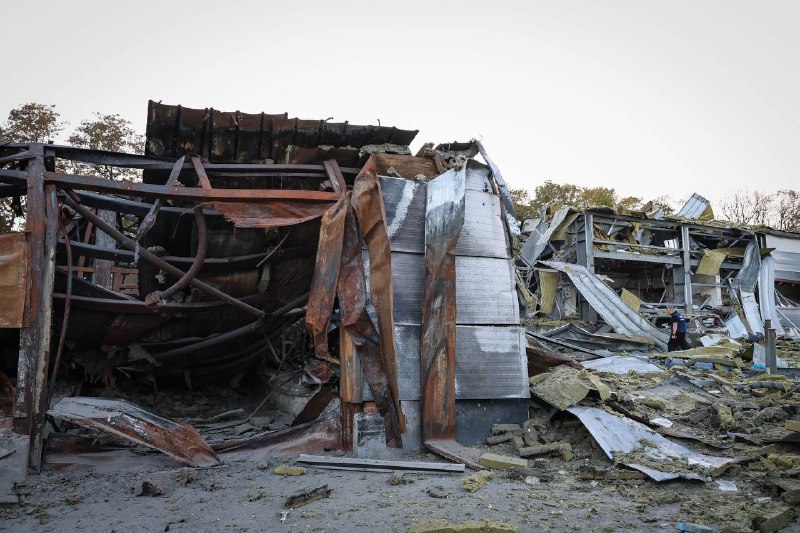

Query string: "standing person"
[[666, 305, 690, 351]]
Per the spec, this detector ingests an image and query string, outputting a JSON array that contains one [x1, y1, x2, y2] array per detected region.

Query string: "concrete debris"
[[137, 481, 165, 497]]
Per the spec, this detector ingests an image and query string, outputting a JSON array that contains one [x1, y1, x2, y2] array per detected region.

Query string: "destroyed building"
[[0, 101, 529, 499], [2, 101, 800, 531]]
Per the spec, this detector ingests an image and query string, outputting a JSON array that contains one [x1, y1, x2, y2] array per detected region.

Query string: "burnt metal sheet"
[[145, 101, 418, 163], [420, 167, 465, 443], [48, 397, 219, 467], [567, 405, 733, 482], [351, 171, 403, 432], [535, 323, 655, 352], [0, 233, 29, 328], [306, 195, 348, 361], [387, 253, 519, 325], [337, 203, 403, 446], [380, 176, 509, 258], [363, 325, 528, 401], [541, 261, 670, 351]]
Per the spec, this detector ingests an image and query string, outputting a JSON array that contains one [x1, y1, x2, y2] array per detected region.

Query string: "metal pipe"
[[765, 318, 777, 374], [144, 205, 207, 307], [63, 190, 264, 319]]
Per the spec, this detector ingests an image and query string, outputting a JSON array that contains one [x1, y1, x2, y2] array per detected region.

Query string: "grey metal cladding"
[[363, 324, 529, 401], [389, 252, 519, 325], [379, 175, 509, 258]]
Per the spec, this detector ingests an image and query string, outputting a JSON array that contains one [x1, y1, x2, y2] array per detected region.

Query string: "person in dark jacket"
[[666, 305, 690, 351]]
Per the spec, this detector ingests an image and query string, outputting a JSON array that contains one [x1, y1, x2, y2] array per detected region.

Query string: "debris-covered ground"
[[2, 441, 799, 533]]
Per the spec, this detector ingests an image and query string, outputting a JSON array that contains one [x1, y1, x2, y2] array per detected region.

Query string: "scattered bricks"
[[486, 433, 514, 445], [492, 424, 523, 436], [512, 435, 526, 452], [785, 420, 800, 433], [767, 454, 800, 469], [641, 397, 667, 411], [462, 470, 494, 493], [408, 519, 518, 533], [273, 464, 306, 476], [713, 403, 736, 430], [752, 506, 795, 533], [518, 442, 573, 460], [479, 453, 527, 470]]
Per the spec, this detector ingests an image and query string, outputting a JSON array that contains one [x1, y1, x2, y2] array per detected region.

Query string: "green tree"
[[0, 103, 65, 231], [0, 103, 64, 143], [67, 113, 144, 181], [529, 181, 583, 212], [510, 188, 538, 220]]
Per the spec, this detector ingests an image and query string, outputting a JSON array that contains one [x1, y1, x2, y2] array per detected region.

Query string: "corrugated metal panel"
[[758, 255, 785, 335], [541, 261, 670, 350], [731, 238, 761, 292], [388, 252, 519, 325], [379, 176, 508, 258], [581, 356, 662, 375], [676, 193, 712, 220], [777, 307, 800, 331], [741, 291, 765, 335], [765, 234, 800, 283], [725, 314, 749, 339], [568, 405, 733, 482], [362, 325, 529, 401]]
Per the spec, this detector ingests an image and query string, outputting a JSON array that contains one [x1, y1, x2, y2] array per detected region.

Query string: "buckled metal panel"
[[362, 325, 528, 401], [380, 176, 509, 258], [386, 252, 519, 325]]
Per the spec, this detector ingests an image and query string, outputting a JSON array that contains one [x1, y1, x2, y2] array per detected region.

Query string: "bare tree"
[[719, 189, 774, 226], [774, 189, 800, 232], [67, 113, 144, 181]]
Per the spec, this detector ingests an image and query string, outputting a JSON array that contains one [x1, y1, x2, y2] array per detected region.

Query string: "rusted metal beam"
[[63, 191, 265, 319], [323, 160, 347, 193], [29, 184, 58, 468], [15, 146, 45, 447], [144, 205, 207, 308], [190, 155, 213, 189], [47, 170, 341, 203]]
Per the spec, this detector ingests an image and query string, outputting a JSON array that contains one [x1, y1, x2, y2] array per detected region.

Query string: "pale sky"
[[2, 0, 798, 208]]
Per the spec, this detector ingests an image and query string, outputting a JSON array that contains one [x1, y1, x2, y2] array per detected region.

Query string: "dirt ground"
[[2, 447, 799, 533]]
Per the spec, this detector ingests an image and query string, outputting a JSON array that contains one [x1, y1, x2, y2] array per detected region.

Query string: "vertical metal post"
[[680, 225, 693, 312], [583, 213, 595, 273], [93, 210, 117, 289], [765, 318, 777, 374], [14, 145, 45, 436]]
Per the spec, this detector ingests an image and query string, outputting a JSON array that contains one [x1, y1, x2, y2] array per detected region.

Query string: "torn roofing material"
[[48, 397, 220, 467], [567, 405, 734, 482], [676, 193, 714, 221], [758, 255, 785, 335], [539, 261, 670, 351]]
